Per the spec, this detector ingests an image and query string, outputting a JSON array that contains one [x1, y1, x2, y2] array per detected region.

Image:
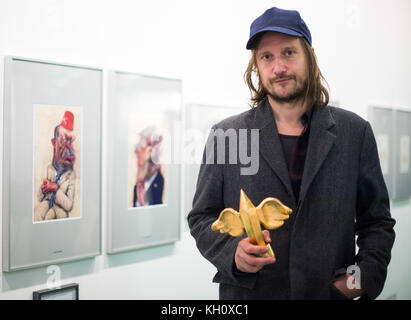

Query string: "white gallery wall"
[[0, 0, 410, 299]]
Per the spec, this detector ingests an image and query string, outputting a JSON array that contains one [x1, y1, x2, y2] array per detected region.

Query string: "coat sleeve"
[[355, 122, 396, 299], [187, 126, 249, 284]]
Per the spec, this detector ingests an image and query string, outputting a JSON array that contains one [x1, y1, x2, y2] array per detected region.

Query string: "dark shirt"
[[278, 113, 311, 203], [278, 134, 298, 170]]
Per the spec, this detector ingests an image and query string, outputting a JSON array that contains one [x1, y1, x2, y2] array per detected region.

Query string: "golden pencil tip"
[[239, 189, 254, 212]]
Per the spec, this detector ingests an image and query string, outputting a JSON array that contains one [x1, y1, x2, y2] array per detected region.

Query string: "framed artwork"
[[369, 105, 411, 201], [33, 283, 79, 300], [2, 56, 102, 272], [392, 109, 411, 200], [33, 105, 83, 222], [107, 71, 182, 254], [184, 104, 247, 216], [368, 106, 394, 198]]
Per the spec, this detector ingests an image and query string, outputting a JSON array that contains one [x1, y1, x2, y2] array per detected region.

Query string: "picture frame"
[[392, 109, 411, 200], [369, 105, 411, 201], [2, 56, 102, 272], [33, 283, 79, 300], [106, 71, 182, 254], [368, 106, 394, 198]]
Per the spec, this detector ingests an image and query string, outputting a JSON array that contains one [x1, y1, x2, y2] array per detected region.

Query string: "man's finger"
[[262, 230, 271, 243], [243, 240, 269, 255], [243, 254, 275, 267], [237, 245, 275, 272], [237, 254, 259, 273]]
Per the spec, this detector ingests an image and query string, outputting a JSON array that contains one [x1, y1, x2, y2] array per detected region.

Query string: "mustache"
[[62, 147, 75, 159], [269, 74, 296, 84]]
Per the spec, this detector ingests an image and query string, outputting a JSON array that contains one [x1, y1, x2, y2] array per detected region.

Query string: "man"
[[34, 111, 77, 221], [133, 126, 164, 207], [188, 7, 395, 300]]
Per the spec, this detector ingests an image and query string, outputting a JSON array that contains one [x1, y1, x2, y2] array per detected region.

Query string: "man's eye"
[[261, 54, 271, 60], [285, 50, 294, 56]]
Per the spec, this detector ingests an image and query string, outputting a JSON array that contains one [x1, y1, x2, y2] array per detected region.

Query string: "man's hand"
[[332, 273, 366, 300], [234, 230, 276, 273], [41, 179, 58, 194]]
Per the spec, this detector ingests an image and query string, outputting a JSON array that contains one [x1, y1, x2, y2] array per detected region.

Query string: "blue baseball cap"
[[246, 7, 312, 49]]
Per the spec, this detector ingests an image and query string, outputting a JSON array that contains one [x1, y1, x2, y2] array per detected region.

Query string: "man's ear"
[[51, 138, 56, 146], [311, 47, 315, 53]]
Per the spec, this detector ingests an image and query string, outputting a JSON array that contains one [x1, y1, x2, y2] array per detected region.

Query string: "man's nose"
[[272, 58, 287, 75], [65, 139, 74, 150]]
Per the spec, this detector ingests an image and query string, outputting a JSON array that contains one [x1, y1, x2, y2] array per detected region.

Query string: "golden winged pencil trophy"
[[211, 189, 292, 258]]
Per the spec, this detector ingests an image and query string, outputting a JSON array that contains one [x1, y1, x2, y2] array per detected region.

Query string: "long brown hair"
[[244, 37, 329, 109]]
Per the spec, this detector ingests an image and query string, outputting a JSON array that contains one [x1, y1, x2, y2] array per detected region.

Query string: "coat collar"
[[247, 99, 336, 207]]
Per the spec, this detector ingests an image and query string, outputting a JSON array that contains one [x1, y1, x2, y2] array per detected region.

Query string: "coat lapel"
[[298, 106, 336, 204], [58, 169, 72, 186], [250, 101, 296, 205], [248, 101, 336, 207]]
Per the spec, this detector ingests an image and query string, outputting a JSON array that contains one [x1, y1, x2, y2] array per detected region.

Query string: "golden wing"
[[256, 198, 293, 230], [211, 208, 244, 237]]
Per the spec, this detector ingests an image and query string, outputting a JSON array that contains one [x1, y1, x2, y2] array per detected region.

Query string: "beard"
[[53, 147, 75, 175], [264, 74, 308, 104], [52, 157, 73, 176]]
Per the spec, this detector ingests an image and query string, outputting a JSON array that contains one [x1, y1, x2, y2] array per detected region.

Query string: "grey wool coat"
[[187, 100, 396, 300]]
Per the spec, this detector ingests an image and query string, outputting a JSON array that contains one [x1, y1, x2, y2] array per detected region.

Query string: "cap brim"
[[246, 26, 303, 49]]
